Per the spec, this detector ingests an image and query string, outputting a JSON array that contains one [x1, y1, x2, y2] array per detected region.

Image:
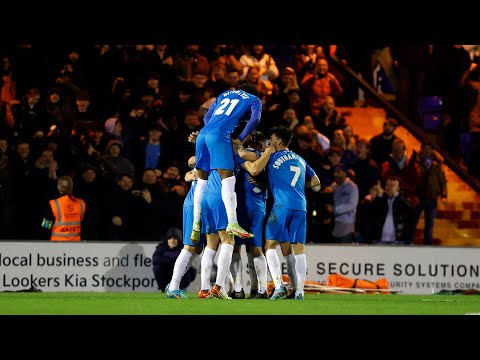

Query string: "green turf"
[[1, 292, 480, 315]]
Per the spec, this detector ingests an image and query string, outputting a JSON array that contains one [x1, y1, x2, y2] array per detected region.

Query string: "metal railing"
[[329, 55, 480, 195]]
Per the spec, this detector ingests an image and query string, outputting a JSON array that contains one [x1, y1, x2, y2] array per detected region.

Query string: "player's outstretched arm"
[[242, 145, 275, 176], [233, 143, 259, 162], [238, 107, 262, 142]]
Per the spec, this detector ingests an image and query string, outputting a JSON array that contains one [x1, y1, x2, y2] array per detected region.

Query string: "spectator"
[[15, 87, 47, 140], [225, 68, 242, 90], [174, 45, 210, 83], [243, 65, 273, 105], [328, 163, 359, 243], [130, 168, 166, 241], [280, 108, 300, 130], [292, 45, 324, 80], [74, 164, 107, 241], [170, 109, 202, 167], [380, 139, 421, 245], [206, 60, 230, 97], [103, 173, 136, 241], [61, 90, 99, 138], [289, 124, 324, 173], [122, 104, 150, 161], [365, 176, 413, 244], [350, 138, 380, 199], [300, 58, 343, 117], [303, 116, 330, 154], [10, 140, 34, 239], [101, 139, 135, 185], [191, 71, 215, 108], [369, 117, 400, 168], [157, 163, 188, 230], [26, 148, 61, 239], [371, 46, 397, 102], [205, 45, 244, 74], [133, 123, 170, 180], [45, 87, 70, 131], [84, 123, 109, 158], [271, 67, 300, 103], [239, 45, 280, 86], [331, 129, 357, 166], [311, 146, 344, 243], [152, 226, 196, 292], [314, 96, 346, 141], [380, 138, 421, 211], [342, 123, 357, 152], [412, 141, 448, 245], [104, 116, 124, 146]]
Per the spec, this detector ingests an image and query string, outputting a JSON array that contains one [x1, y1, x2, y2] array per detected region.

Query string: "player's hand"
[[231, 138, 241, 145], [191, 170, 198, 181], [233, 143, 242, 155], [185, 169, 198, 182], [188, 131, 199, 144], [247, 175, 257, 185], [265, 145, 276, 153]]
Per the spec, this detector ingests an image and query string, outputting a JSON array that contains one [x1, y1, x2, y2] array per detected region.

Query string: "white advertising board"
[[1, 242, 479, 295], [0, 242, 158, 292]]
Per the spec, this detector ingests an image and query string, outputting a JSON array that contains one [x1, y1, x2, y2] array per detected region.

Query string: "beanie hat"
[[107, 139, 122, 151], [104, 117, 118, 135]]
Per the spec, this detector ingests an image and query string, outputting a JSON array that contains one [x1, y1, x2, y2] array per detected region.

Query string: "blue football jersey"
[[234, 150, 267, 212], [267, 150, 316, 211], [201, 89, 262, 136]]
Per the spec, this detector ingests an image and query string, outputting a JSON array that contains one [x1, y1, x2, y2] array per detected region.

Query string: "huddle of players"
[[166, 126, 321, 300], [165, 84, 321, 300]]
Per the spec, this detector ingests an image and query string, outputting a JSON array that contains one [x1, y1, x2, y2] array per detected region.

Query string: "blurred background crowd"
[[0, 44, 478, 245]]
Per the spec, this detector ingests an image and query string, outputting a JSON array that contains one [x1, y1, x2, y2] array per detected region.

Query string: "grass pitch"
[[1, 292, 480, 315]]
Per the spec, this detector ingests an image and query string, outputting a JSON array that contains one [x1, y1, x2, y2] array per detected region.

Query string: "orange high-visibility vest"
[[49, 195, 86, 242]]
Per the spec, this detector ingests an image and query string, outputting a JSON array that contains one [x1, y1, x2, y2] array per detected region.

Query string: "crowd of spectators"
[[0, 44, 476, 244]]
